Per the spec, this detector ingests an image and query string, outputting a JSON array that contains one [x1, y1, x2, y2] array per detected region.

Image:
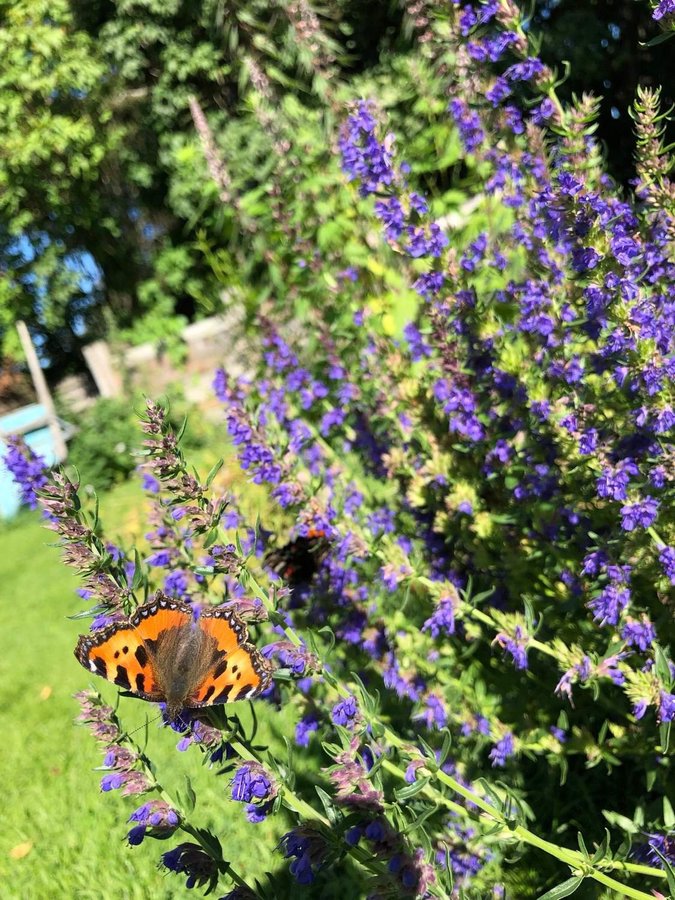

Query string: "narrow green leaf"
[[175, 415, 188, 444], [660, 720, 672, 754], [183, 775, 196, 814], [131, 549, 144, 591], [321, 741, 341, 758], [602, 810, 639, 834], [664, 795, 675, 828], [417, 734, 438, 763], [205, 457, 224, 488], [640, 31, 675, 48], [652, 847, 675, 897], [317, 625, 336, 657], [91, 491, 100, 532], [350, 673, 376, 714], [438, 729, 452, 766], [536, 875, 584, 900], [315, 786, 337, 824], [590, 829, 610, 865], [402, 803, 438, 835], [203, 526, 219, 549], [271, 668, 293, 681], [394, 776, 431, 801], [653, 643, 672, 686]]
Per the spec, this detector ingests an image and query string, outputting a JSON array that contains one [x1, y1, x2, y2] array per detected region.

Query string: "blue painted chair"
[[0, 404, 72, 519]]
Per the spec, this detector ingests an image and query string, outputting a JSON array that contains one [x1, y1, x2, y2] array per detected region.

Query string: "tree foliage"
[[0, 0, 671, 370]]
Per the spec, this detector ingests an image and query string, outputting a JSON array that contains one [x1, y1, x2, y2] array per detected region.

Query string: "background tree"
[[0, 0, 670, 373], [534, 0, 674, 182]]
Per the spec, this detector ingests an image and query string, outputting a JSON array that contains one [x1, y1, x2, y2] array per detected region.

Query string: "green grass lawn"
[[0, 465, 314, 900]]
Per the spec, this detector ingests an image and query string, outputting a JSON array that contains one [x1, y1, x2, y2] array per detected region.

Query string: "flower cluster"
[[230, 762, 277, 822], [2, 435, 48, 509]]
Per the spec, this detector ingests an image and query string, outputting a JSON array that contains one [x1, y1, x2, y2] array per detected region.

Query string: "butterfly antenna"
[[125, 709, 166, 738]]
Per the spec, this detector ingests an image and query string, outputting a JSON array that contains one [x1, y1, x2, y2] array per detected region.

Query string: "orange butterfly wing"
[[74, 596, 192, 701], [188, 607, 273, 706], [75, 596, 273, 710]]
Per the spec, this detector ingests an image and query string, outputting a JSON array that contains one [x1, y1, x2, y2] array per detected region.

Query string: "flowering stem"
[[384, 744, 663, 896], [111, 720, 254, 893], [238, 563, 304, 649], [227, 736, 396, 882], [647, 526, 666, 547], [415, 575, 559, 658], [380, 728, 663, 897], [228, 737, 330, 827], [233, 549, 663, 895]]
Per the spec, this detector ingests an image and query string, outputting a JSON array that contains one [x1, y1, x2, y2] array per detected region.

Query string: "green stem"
[[229, 739, 398, 884], [648, 526, 666, 547], [416, 575, 560, 658], [379, 726, 663, 898], [385, 758, 656, 894], [113, 718, 254, 893]]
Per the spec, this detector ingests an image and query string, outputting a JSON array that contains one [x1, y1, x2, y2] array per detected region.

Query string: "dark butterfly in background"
[[263, 528, 330, 586]]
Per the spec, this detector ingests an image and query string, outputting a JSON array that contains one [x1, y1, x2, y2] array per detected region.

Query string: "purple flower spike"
[[489, 732, 515, 768], [2, 435, 48, 509]]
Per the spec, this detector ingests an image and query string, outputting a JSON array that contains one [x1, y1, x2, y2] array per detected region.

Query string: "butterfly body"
[[75, 594, 272, 721]]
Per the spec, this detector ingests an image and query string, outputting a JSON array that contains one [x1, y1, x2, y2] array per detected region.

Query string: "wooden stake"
[[16, 320, 67, 461]]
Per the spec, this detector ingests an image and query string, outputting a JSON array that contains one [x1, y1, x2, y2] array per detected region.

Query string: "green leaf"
[[183, 775, 196, 814], [437, 729, 452, 767], [205, 457, 224, 488], [271, 668, 293, 681], [401, 803, 438, 835], [175, 415, 188, 444], [90, 491, 100, 533], [203, 526, 219, 549], [652, 846, 675, 897], [536, 876, 584, 899], [282, 736, 294, 775], [317, 625, 336, 657], [590, 829, 610, 865], [320, 741, 342, 758], [350, 673, 377, 715], [653, 643, 672, 686], [314, 786, 337, 824], [394, 776, 431, 801], [417, 735, 438, 764], [130, 549, 144, 591], [602, 810, 639, 834], [640, 31, 675, 49], [664, 795, 675, 829]]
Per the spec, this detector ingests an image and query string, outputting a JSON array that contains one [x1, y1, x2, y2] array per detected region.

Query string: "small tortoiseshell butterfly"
[[264, 528, 330, 586], [75, 592, 273, 721]]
